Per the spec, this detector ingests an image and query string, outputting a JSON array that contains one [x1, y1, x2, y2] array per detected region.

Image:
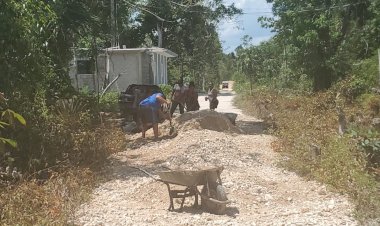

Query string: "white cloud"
[[232, 0, 248, 9], [218, 0, 275, 52], [219, 19, 242, 39]]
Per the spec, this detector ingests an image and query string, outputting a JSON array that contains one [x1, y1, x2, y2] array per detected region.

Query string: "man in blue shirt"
[[139, 92, 170, 139]]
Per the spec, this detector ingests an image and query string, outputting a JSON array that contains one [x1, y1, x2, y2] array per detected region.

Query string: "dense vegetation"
[[232, 0, 380, 92], [0, 0, 239, 169], [0, 0, 240, 224], [231, 0, 380, 222], [1, 0, 379, 224]]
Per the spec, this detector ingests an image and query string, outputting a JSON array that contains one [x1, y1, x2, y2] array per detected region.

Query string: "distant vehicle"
[[222, 81, 229, 89], [119, 84, 163, 122]]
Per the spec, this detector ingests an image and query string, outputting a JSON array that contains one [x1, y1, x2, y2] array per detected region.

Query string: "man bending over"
[[139, 92, 170, 139]]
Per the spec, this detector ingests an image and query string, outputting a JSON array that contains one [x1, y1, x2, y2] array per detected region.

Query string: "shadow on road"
[[198, 92, 234, 97], [172, 205, 239, 218], [217, 92, 234, 97], [236, 121, 270, 135], [126, 134, 177, 150]]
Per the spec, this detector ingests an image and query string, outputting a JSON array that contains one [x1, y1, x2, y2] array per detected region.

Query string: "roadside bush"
[[357, 94, 380, 117], [350, 129, 380, 169], [1, 89, 125, 173], [0, 92, 125, 224], [159, 84, 172, 99], [99, 92, 119, 112], [0, 168, 95, 225], [334, 55, 378, 101], [235, 87, 380, 221], [232, 72, 250, 94]]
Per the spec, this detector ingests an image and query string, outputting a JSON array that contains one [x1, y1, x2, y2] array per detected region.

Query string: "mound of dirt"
[[173, 110, 242, 133], [131, 110, 242, 139]]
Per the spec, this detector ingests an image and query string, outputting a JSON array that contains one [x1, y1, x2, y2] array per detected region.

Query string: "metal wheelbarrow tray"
[[157, 166, 230, 214]]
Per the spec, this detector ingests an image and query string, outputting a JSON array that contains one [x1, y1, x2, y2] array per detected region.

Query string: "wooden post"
[[378, 49, 380, 87], [180, 58, 184, 81], [284, 45, 287, 70], [75, 74, 79, 91], [202, 76, 205, 92], [249, 75, 253, 96]]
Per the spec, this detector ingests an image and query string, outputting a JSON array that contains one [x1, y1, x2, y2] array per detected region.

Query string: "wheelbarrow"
[[156, 166, 230, 214]]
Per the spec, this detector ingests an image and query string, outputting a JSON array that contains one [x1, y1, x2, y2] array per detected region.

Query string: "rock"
[[371, 87, 380, 94], [123, 121, 139, 133], [318, 186, 327, 195], [264, 194, 273, 201], [223, 113, 238, 125], [327, 199, 335, 209], [309, 143, 321, 161], [372, 118, 380, 131]]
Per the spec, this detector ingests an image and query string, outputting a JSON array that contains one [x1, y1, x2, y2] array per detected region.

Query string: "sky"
[[219, 0, 275, 53]]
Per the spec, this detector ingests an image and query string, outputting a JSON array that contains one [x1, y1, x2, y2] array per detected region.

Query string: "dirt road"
[[198, 90, 243, 114], [74, 91, 357, 226]]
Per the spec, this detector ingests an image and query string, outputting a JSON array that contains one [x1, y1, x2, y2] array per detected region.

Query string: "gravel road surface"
[[74, 90, 356, 226]]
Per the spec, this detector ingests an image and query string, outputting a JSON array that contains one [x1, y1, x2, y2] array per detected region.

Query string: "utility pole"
[[157, 22, 163, 48], [110, 0, 118, 47], [180, 56, 184, 82]]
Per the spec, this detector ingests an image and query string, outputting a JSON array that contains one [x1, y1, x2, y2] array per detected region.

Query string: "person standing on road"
[[185, 81, 200, 112], [205, 83, 219, 110], [170, 79, 186, 116], [139, 92, 170, 139]]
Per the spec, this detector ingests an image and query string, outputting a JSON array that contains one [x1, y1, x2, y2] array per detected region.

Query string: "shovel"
[[164, 102, 175, 135], [169, 119, 175, 135]]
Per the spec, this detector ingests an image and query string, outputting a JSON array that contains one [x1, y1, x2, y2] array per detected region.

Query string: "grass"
[[235, 88, 380, 222], [0, 169, 95, 225], [0, 125, 125, 225]]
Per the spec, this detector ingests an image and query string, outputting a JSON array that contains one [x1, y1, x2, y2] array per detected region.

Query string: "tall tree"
[[261, 0, 377, 90], [123, 0, 241, 85]]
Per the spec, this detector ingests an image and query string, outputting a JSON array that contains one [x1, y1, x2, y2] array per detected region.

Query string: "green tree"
[[261, 0, 378, 91], [124, 0, 241, 86]]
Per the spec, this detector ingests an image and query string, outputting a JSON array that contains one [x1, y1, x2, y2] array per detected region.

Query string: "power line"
[[163, 2, 366, 16], [241, 2, 367, 15], [125, 1, 176, 23], [242, 11, 273, 15], [126, 1, 367, 24], [169, 0, 200, 8], [288, 2, 366, 13]]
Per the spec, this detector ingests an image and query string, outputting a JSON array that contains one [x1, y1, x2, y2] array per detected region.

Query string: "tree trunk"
[[249, 75, 253, 95], [313, 67, 332, 91], [157, 23, 163, 48]]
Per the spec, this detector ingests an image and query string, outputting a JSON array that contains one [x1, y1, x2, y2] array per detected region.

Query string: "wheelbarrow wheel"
[[216, 185, 227, 201], [201, 185, 228, 215]]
